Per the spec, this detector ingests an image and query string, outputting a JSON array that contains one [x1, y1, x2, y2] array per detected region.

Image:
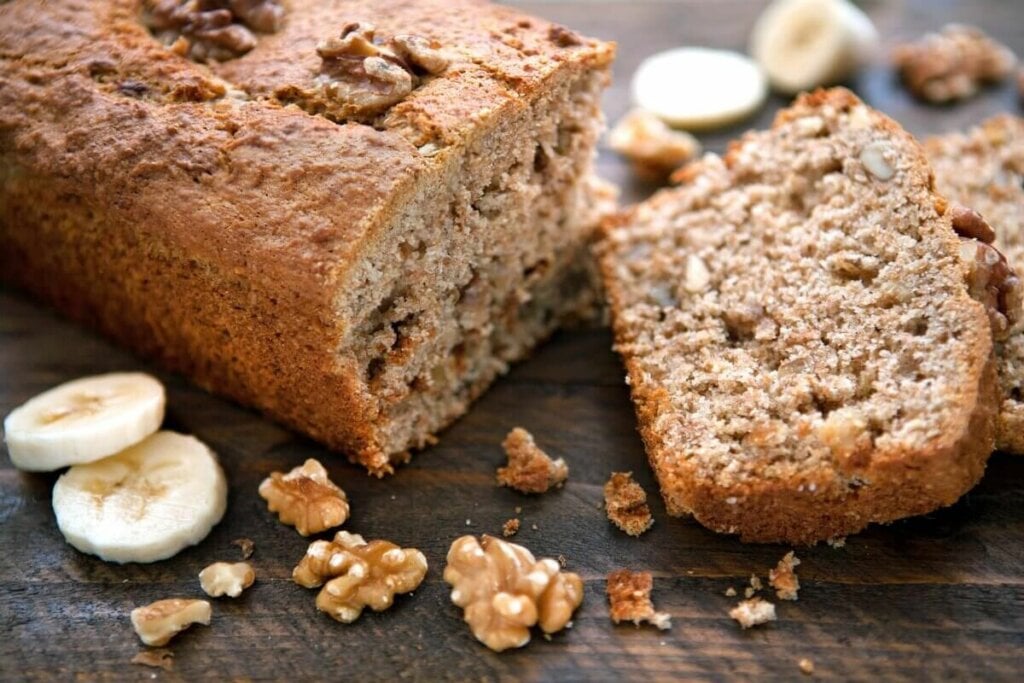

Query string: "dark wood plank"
[[3, 1, 1024, 680]]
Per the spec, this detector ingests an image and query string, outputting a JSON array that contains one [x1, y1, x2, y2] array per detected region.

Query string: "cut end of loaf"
[[599, 88, 997, 543], [335, 67, 612, 474]]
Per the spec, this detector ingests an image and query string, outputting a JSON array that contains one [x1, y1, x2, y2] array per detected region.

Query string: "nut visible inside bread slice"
[[598, 88, 998, 544]]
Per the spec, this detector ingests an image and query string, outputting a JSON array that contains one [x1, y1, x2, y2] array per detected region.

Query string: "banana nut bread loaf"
[[597, 89, 1020, 543], [925, 115, 1024, 454], [0, 1, 614, 474]]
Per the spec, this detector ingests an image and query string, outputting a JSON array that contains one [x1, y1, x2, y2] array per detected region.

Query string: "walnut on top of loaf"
[[143, 0, 285, 63]]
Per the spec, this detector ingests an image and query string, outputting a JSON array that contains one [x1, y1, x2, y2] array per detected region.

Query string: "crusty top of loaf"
[[599, 89, 992, 490], [0, 0, 613, 304]]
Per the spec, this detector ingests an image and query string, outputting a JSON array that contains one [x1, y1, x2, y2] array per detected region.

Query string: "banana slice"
[[4, 372, 165, 472], [631, 47, 768, 130], [750, 0, 879, 94], [52, 431, 227, 563]]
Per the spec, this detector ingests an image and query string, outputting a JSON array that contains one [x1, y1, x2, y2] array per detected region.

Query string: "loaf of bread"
[[597, 89, 1010, 543], [0, 0, 614, 474], [925, 115, 1024, 454]]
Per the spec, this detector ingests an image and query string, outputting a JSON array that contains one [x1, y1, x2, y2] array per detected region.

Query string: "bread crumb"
[[799, 658, 815, 675], [531, 523, 539, 531], [497, 427, 568, 494], [514, 506, 522, 514], [769, 551, 801, 600], [607, 569, 672, 630], [729, 597, 776, 629], [725, 587, 737, 597], [465, 519, 472, 526], [232, 538, 254, 560], [502, 518, 520, 537], [603, 472, 654, 536], [827, 536, 846, 548], [131, 649, 174, 671], [558, 554, 567, 568]]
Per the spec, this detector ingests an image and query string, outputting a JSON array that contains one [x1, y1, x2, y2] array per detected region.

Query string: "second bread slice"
[[598, 89, 998, 544]]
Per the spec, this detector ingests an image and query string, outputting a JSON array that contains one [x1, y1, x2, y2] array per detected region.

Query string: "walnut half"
[[293, 531, 427, 623], [313, 22, 449, 120], [143, 0, 285, 64], [443, 535, 584, 652], [130, 598, 211, 646], [959, 237, 1023, 341], [258, 458, 350, 536]]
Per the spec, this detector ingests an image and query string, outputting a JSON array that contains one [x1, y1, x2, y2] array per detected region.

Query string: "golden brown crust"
[[598, 89, 997, 544], [0, 0, 613, 472]]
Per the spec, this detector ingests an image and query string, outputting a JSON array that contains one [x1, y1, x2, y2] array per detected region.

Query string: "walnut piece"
[[258, 458, 350, 536], [315, 22, 448, 119], [603, 472, 653, 536], [131, 649, 174, 671], [729, 596, 776, 629], [502, 518, 520, 537], [893, 24, 1016, 103], [768, 551, 801, 601], [443, 535, 584, 652], [232, 537, 255, 559], [606, 569, 671, 630], [142, 1, 284, 63], [959, 237, 1023, 341], [497, 427, 568, 494], [293, 530, 427, 623], [199, 561, 256, 598], [609, 109, 701, 181], [130, 598, 211, 646], [799, 658, 815, 675]]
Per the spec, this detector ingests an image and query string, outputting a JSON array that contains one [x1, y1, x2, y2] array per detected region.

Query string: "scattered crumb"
[[607, 569, 672, 630], [543, 633, 552, 641], [502, 518, 520, 537], [131, 649, 174, 672], [729, 597, 777, 629], [827, 536, 846, 549], [465, 519, 472, 526], [769, 551, 801, 601], [799, 658, 815, 675], [231, 538, 254, 560], [531, 524, 539, 531], [745, 574, 763, 598], [557, 554, 567, 568], [725, 587, 737, 597], [496, 427, 568, 494], [514, 506, 522, 514], [603, 472, 654, 536]]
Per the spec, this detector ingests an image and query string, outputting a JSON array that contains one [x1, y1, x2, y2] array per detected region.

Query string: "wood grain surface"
[[2, 1, 1024, 680]]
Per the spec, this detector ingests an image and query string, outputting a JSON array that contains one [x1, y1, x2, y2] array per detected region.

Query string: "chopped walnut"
[[609, 109, 701, 181], [799, 658, 815, 675], [729, 597, 776, 629], [232, 537, 255, 559], [443, 535, 584, 652], [603, 472, 654, 536], [131, 649, 174, 672], [502, 518, 520, 537], [606, 569, 671, 630], [769, 551, 801, 601], [142, 1, 284, 63], [497, 427, 568, 494], [130, 598, 211, 647], [258, 458, 350, 536], [199, 561, 256, 598], [725, 587, 737, 597], [893, 24, 1016, 103], [293, 531, 427, 623], [314, 23, 448, 119], [959, 236, 1023, 341], [949, 202, 997, 243]]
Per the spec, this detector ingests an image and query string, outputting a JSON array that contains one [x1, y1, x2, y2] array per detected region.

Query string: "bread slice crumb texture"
[[598, 88, 996, 543]]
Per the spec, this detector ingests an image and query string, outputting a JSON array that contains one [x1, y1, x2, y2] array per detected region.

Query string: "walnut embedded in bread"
[[315, 22, 448, 120], [142, 0, 284, 64], [960, 238, 1023, 341]]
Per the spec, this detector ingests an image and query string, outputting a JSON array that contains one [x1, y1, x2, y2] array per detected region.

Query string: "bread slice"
[[0, 1, 614, 474], [597, 89, 998, 543], [925, 116, 1024, 454]]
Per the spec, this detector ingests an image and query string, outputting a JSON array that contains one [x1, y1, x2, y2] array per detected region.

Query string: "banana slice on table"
[[52, 431, 227, 563], [4, 372, 165, 472], [631, 47, 768, 130], [750, 0, 879, 94]]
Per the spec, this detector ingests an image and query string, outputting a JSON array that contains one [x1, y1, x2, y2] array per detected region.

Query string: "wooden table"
[[2, 1, 1023, 680]]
